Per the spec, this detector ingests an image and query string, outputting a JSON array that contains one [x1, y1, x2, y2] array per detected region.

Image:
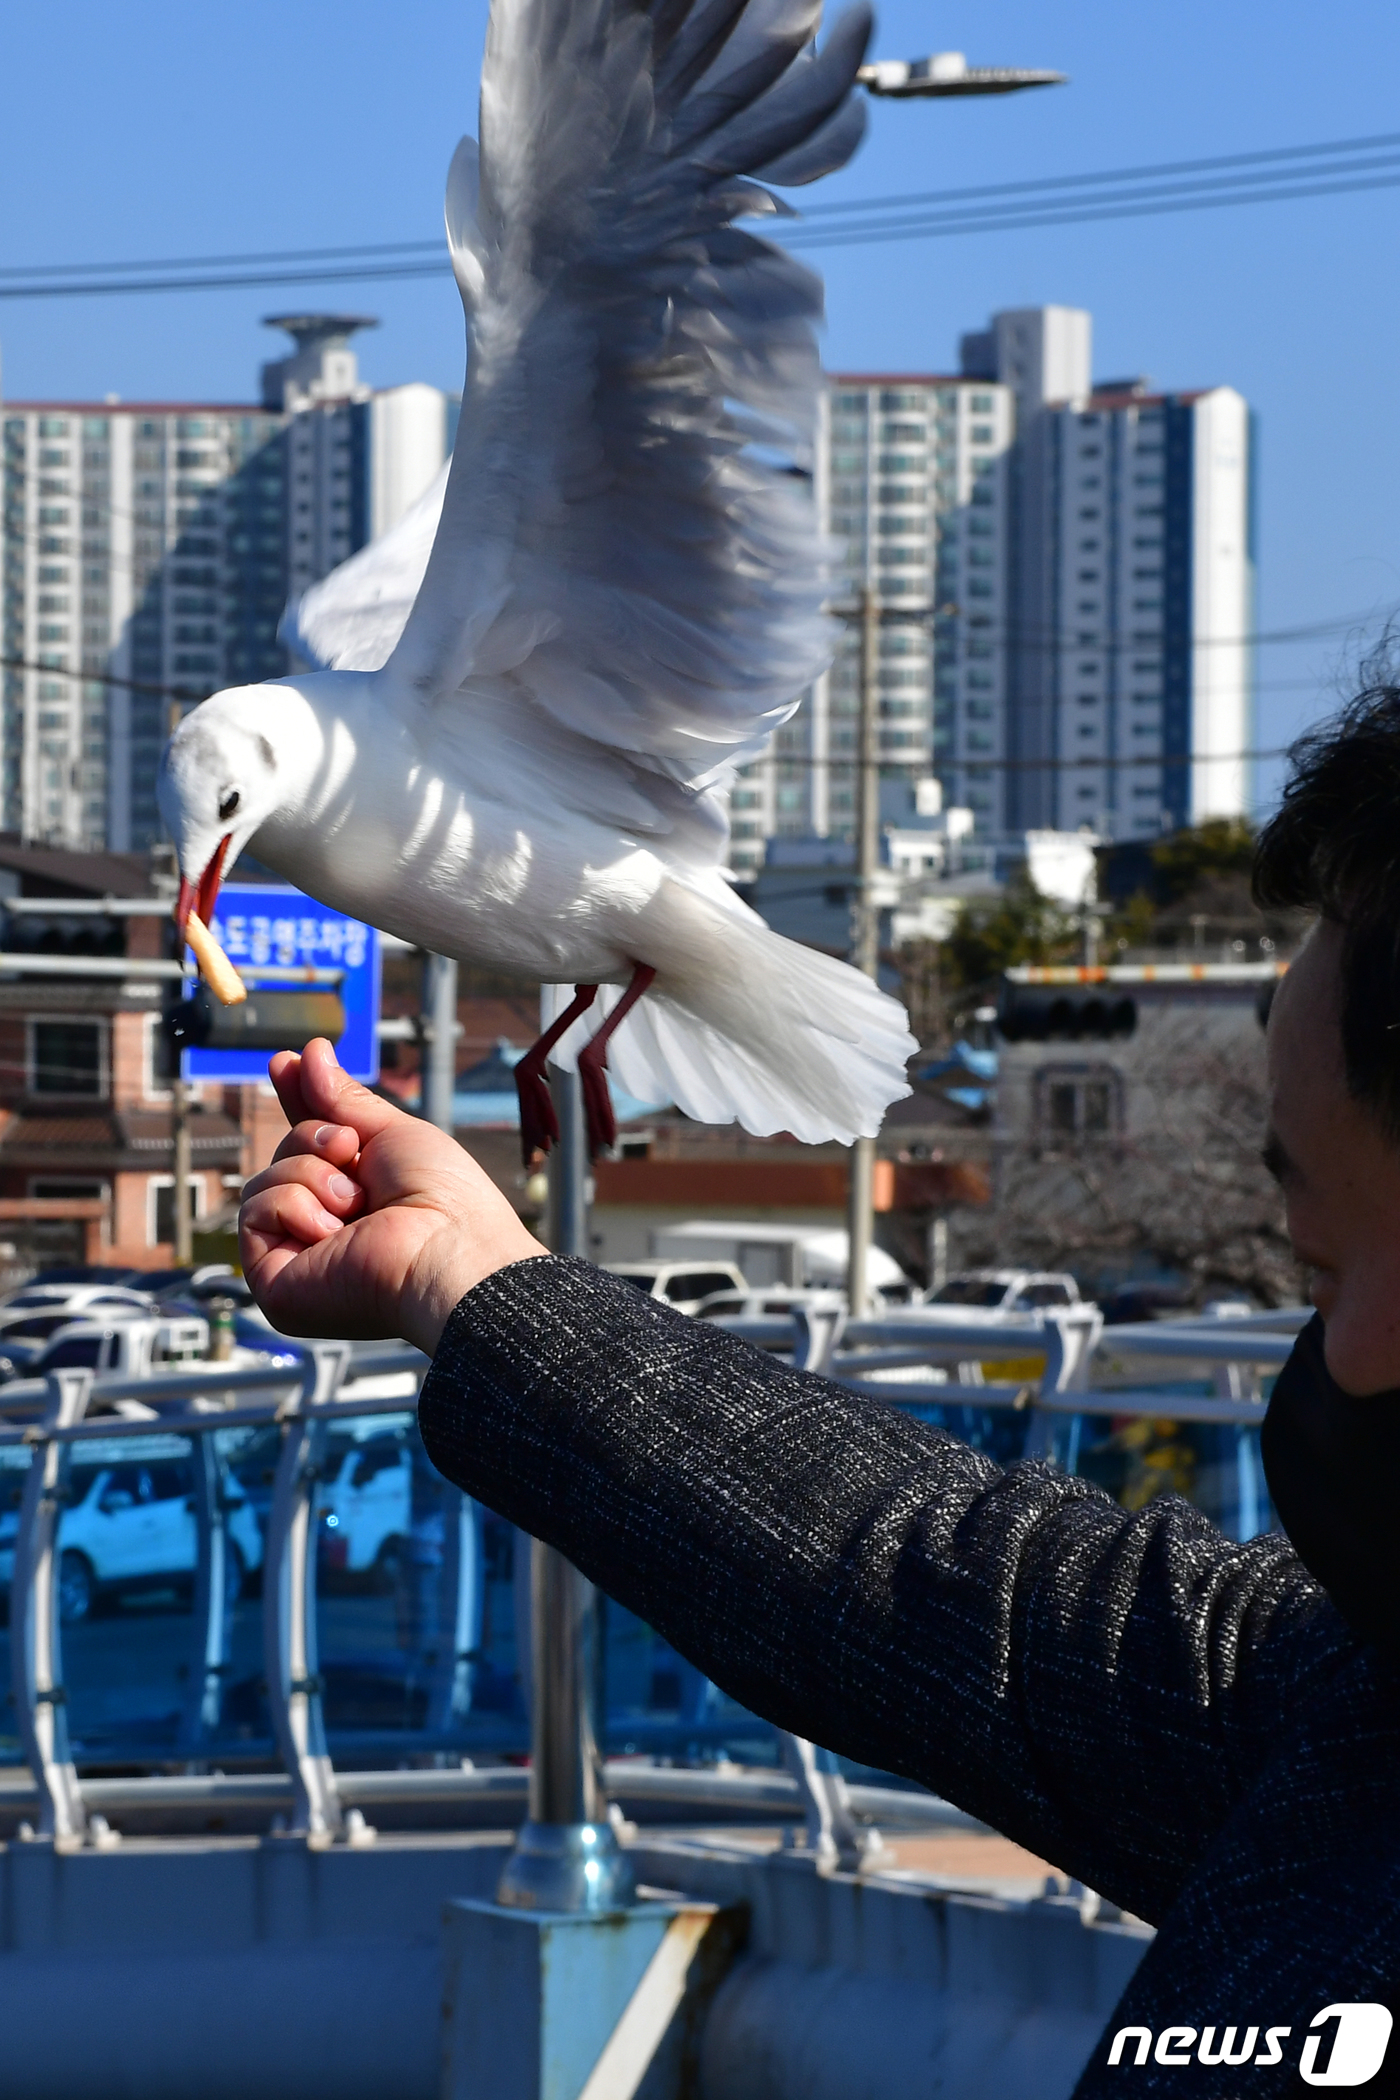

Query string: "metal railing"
[[0, 1298, 1308, 1853]]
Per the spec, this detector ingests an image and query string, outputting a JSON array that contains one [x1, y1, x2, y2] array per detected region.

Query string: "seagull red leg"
[[577, 964, 657, 1158], [513, 984, 600, 1165]]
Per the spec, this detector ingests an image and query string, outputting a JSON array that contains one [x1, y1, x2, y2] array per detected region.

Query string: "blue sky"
[[4, 0, 1399, 815]]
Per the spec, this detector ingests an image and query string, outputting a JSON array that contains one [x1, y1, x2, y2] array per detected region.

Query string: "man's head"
[[1256, 675, 1400, 1393]]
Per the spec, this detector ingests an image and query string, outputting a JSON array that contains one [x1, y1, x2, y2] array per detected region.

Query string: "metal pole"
[[496, 1055, 634, 1912], [420, 952, 458, 1134], [846, 587, 881, 1317], [172, 1076, 194, 1265]]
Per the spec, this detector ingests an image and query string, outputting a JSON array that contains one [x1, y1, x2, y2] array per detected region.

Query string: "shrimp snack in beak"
[[183, 908, 247, 1007]]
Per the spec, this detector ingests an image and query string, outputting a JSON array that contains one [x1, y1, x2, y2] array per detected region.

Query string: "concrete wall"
[[0, 1827, 1150, 2100], [0, 1829, 510, 2100]]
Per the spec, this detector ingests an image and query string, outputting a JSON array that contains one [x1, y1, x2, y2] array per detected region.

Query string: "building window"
[[29, 1018, 105, 1099], [1038, 1065, 1121, 1142], [149, 1176, 203, 1249]]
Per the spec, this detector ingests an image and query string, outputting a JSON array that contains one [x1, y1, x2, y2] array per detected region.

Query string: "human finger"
[[242, 1153, 365, 1216], [268, 1050, 309, 1128], [294, 1039, 418, 1146], [270, 1117, 361, 1169], [239, 1180, 349, 1253]]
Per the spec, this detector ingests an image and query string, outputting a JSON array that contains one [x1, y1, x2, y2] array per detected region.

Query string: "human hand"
[[238, 1038, 546, 1354]]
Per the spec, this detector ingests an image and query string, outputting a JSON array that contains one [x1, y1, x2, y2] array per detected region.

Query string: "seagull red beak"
[[176, 834, 231, 940]]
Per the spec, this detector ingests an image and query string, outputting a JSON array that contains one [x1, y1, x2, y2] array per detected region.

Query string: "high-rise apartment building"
[[1, 317, 454, 852], [960, 306, 1254, 839], [729, 308, 1253, 875], [727, 371, 1015, 880]]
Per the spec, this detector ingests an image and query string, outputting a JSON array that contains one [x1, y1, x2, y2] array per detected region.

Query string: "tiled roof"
[[0, 838, 152, 898], [119, 1109, 243, 1157], [0, 1108, 242, 1168]]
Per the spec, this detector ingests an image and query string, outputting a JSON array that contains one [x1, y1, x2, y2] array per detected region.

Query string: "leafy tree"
[[1147, 818, 1256, 904], [941, 872, 1079, 994]]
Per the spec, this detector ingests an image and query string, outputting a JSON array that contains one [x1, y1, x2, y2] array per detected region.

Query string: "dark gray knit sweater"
[[417, 1255, 1400, 2097]]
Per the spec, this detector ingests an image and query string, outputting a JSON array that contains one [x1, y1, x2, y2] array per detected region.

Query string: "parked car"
[[0, 1435, 263, 1623], [0, 1284, 154, 1344], [605, 1260, 747, 1314], [923, 1269, 1083, 1316], [0, 1313, 210, 1386], [316, 1422, 413, 1588], [696, 1285, 853, 1321]]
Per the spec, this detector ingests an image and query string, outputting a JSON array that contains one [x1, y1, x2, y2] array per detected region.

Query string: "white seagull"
[[158, 0, 916, 1159]]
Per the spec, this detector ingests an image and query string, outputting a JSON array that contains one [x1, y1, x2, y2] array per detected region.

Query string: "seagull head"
[[158, 686, 286, 937]]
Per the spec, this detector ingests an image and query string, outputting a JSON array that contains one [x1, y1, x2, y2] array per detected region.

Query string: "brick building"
[[0, 841, 257, 1277]]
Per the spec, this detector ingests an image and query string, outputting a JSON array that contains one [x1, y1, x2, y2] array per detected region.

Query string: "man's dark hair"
[[1254, 668, 1400, 1135]]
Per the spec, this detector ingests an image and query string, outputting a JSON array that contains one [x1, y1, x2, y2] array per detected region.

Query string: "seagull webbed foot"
[[577, 963, 657, 1159], [513, 983, 599, 1166]]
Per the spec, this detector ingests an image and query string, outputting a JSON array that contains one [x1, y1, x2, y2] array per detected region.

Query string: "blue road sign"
[[182, 884, 381, 1084]]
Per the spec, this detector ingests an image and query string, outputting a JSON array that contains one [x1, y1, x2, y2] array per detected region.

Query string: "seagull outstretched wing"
[[297, 0, 872, 804], [283, 463, 448, 674]]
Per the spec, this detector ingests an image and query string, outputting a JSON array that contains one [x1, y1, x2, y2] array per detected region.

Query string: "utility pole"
[[172, 1077, 193, 1265], [846, 587, 882, 1317], [420, 953, 459, 1134]]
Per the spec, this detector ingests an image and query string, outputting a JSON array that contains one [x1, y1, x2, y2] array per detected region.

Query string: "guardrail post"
[[778, 1730, 880, 1875], [782, 1301, 886, 1874], [180, 1424, 233, 1755], [1024, 1305, 1104, 1461], [791, 1303, 846, 1376], [444, 1494, 484, 1728], [11, 1370, 93, 1847], [263, 1341, 351, 1845]]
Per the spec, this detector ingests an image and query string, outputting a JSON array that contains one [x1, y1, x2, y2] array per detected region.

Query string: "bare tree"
[[969, 1014, 1300, 1305]]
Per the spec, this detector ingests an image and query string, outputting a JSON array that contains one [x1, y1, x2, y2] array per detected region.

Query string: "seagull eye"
[[218, 790, 241, 823]]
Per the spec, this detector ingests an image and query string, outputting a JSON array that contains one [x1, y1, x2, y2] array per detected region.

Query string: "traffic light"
[[167, 986, 347, 1054], [996, 985, 1136, 1043]]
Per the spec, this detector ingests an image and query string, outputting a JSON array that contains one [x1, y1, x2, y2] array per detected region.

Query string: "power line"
[[0, 238, 438, 284], [752, 746, 1288, 776], [2, 130, 1399, 299], [784, 164, 1400, 252], [0, 654, 210, 703], [824, 601, 1400, 654], [0, 655, 1312, 777], [795, 128, 1400, 216]]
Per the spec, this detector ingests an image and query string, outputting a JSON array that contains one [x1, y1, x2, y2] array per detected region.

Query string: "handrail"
[[0, 1757, 984, 1834], [0, 1302, 1307, 1847], [0, 1344, 429, 1444]]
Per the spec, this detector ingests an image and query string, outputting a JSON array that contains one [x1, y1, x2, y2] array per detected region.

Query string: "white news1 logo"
[[1107, 2004, 1394, 2084]]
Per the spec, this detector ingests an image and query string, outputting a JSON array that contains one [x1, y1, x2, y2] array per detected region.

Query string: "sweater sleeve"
[[417, 1254, 1353, 1925]]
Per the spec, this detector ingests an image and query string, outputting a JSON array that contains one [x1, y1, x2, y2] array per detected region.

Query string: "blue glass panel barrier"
[[1049, 1408, 1275, 1541], [0, 1446, 31, 1765], [309, 1412, 529, 1762]]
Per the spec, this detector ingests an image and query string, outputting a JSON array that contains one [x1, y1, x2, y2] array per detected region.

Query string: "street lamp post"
[[491, 43, 1066, 1906], [837, 50, 1062, 1312]]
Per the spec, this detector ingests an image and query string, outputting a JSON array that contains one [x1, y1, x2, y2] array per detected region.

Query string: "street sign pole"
[[420, 953, 458, 1134]]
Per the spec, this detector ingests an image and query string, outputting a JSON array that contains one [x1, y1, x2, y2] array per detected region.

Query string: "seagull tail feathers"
[[543, 881, 916, 1146]]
